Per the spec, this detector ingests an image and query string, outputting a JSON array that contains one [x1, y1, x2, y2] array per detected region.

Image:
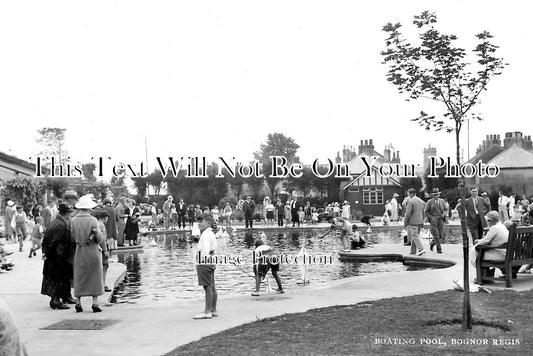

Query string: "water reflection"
[[111, 229, 435, 304]]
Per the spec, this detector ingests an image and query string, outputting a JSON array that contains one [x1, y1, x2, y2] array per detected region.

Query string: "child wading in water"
[[252, 239, 284, 296], [29, 217, 44, 258]]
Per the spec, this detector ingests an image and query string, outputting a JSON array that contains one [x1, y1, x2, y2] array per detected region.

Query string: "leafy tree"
[[132, 176, 148, 198], [254, 133, 300, 198], [2, 176, 47, 206], [81, 163, 97, 181], [381, 11, 507, 330], [35, 128, 68, 164], [109, 175, 129, 198], [147, 169, 164, 195]]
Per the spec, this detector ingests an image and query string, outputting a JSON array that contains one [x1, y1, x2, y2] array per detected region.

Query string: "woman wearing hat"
[[92, 208, 112, 293], [474, 211, 510, 283], [41, 203, 76, 310], [71, 195, 104, 312]]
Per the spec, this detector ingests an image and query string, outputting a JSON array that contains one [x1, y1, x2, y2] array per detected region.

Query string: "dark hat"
[[103, 198, 113, 205], [92, 208, 109, 219], [57, 203, 74, 214], [407, 188, 417, 194], [431, 188, 441, 195]]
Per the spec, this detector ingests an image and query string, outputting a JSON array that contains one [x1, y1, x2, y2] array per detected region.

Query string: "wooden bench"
[[476, 224, 533, 288]]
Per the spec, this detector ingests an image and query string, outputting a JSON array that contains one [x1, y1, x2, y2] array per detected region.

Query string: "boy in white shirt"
[[193, 214, 218, 319]]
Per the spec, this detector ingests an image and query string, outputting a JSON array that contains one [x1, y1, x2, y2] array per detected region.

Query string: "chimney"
[[384, 147, 391, 162]]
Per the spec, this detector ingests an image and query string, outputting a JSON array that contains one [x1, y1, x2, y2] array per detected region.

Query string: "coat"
[[124, 207, 140, 241], [103, 204, 118, 239], [463, 196, 491, 228], [3, 205, 14, 236], [71, 211, 104, 297], [42, 207, 53, 229], [42, 215, 75, 281], [404, 196, 426, 226]]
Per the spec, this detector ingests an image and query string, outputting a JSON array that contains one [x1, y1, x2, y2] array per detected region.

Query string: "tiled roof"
[[488, 144, 533, 168]]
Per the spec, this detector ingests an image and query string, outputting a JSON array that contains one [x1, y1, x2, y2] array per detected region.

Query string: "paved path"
[[1, 238, 532, 356]]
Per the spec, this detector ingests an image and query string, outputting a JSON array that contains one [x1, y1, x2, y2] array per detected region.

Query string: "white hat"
[[7, 200, 15, 207], [75, 194, 98, 210]]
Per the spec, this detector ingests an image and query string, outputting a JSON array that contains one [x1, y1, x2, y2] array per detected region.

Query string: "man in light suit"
[[424, 187, 449, 253], [404, 188, 426, 255], [461, 187, 491, 244]]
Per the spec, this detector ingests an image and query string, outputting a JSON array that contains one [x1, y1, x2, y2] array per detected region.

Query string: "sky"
[[0, 0, 530, 176]]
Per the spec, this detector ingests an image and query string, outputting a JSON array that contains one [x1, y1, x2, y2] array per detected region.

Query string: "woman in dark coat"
[[124, 202, 140, 246], [41, 203, 76, 309]]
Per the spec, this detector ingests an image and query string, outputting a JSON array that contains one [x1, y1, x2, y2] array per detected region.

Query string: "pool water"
[[110, 229, 433, 304]]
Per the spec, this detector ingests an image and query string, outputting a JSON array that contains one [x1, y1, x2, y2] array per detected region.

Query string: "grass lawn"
[[166, 289, 532, 356]]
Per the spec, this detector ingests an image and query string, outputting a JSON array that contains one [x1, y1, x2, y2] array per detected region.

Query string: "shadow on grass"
[[165, 289, 532, 356]]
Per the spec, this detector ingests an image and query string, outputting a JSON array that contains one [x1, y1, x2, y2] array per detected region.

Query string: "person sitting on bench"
[[474, 211, 509, 283]]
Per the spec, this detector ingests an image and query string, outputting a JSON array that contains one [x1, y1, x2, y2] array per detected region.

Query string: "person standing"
[[390, 193, 400, 223], [276, 199, 284, 227], [92, 208, 112, 293], [14, 206, 28, 253], [124, 201, 140, 246], [71, 195, 104, 313], [284, 201, 292, 226], [290, 197, 299, 227], [497, 191, 510, 223], [341, 201, 351, 221], [162, 196, 173, 230], [177, 198, 187, 230], [403, 188, 426, 255], [265, 200, 275, 226], [223, 202, 232, 228], [461, 187, 491, 244], [115, 198, 127, 247], [102, 198, 118, 254], [3, 200, 15, 242], [42, 200, 56, 230], [41, 203, 76, 309], [508, 193, 516, 221], [424, 188, 448, 253], [242, 196, 255, 229], [193, 214, 218, 319]]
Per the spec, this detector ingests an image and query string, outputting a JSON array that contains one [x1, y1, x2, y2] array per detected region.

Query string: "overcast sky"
[[0, 0, 530, 174]]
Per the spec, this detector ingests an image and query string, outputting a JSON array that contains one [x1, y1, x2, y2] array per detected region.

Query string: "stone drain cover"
[[40, 319, 120, 330]]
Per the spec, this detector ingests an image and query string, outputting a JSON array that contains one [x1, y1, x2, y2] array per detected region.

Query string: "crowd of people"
[[400, 187, 533, 256]]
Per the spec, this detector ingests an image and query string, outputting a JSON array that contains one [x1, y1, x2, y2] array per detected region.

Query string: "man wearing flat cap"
[[424, 188, 449, 253]]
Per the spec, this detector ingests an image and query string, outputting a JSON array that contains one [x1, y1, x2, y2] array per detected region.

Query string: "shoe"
[[50, 301, 70, 310], [437, 251, 443, 254], [275, 288, 285, 294], [19, 248, 22, 252], [416, 250, 426, 256], [28, 254, 32, 258], [75, 303, 83, 313], [211, 311, 218, 317], [193, 312, 212, 319], [251, 292, 260, 296], [92, 304, 102, 313], [104, 286, 112, 292], [63, 296, 77, 304], [33, 251, 36, 256], [429, 243, 434, 251]]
